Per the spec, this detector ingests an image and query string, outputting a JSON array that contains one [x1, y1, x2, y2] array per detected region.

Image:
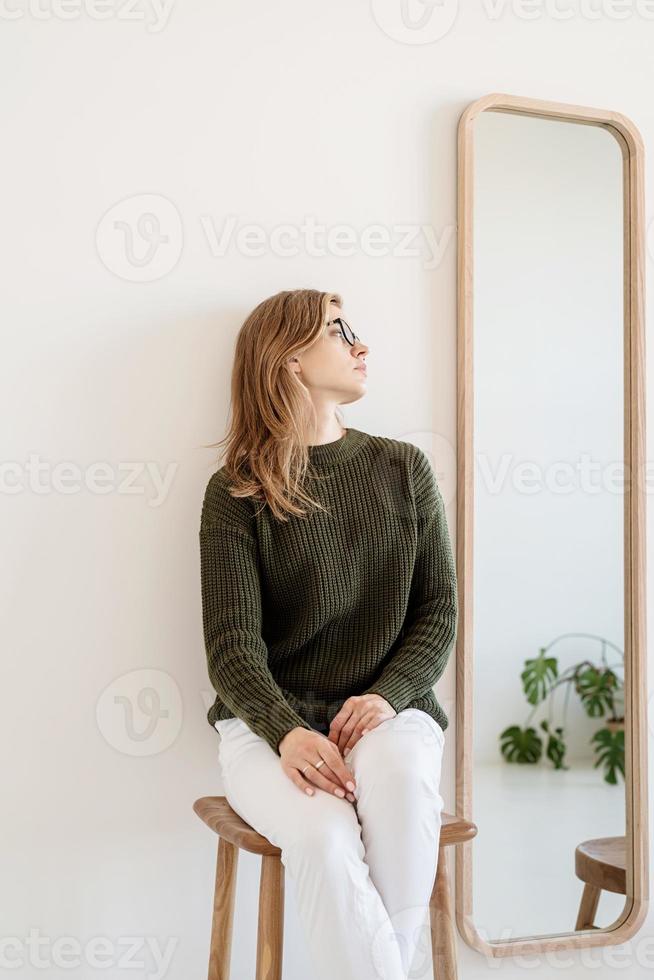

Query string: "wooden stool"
[[193, 795, 477, 980], [574, 835, 626, 929]]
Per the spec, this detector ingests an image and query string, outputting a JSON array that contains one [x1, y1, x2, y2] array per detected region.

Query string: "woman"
[[199, 288, 458, 980]]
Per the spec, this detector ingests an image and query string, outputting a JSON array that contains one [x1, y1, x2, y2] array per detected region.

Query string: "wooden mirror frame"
[[455, 92, 649, 956]]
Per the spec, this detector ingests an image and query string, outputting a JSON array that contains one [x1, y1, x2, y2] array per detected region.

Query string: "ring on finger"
[[302, 758, 325, 775]]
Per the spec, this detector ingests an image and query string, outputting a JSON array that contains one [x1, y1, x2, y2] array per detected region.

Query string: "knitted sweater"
[[199, 427, 458, 756]]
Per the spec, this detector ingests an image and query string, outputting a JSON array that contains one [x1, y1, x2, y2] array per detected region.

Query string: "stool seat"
[[194, 794, 477, 980], [575, 836, 626, 894], [194, 795, 477, 855], [574, 835, 626, 929]]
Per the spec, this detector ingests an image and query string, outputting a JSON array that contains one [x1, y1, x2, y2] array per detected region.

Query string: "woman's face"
[[291, 302, 370, 406]]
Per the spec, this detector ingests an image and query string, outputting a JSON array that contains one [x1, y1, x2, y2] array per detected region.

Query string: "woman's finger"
[[316, 760, 357, 802], [342, 710, 377, 754], [302, 760, 352, 799], [283, 763, 317, 797], [336, 714, 363, 754]]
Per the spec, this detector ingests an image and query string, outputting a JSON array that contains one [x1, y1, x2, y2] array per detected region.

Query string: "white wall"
[[2, 3, 652, 978]]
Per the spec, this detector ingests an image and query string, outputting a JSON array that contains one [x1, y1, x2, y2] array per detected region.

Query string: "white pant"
[[215, 707, 445, 980]]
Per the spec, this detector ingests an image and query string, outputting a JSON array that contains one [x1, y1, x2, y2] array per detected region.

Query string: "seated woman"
[[199, 287, 458, 980]]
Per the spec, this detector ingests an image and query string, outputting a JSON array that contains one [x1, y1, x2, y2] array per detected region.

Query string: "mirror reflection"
[[472, 109, 628, 940]]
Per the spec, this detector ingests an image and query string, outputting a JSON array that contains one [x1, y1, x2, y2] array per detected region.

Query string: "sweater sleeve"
[[199, 474, 314, 755], [361, 448, 458, 712]]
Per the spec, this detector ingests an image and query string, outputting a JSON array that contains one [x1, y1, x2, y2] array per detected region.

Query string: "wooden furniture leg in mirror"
[[194, 796, 477, 980], [574, 836, 627, 930]]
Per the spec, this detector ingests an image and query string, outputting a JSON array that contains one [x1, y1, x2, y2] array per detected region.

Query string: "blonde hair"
[[204, 288, 345, 522]]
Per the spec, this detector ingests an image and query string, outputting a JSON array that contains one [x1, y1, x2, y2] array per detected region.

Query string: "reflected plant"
[[499, 633, 625, 785]]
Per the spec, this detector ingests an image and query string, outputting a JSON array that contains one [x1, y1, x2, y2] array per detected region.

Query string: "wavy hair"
[[204, 288, 345, 522]]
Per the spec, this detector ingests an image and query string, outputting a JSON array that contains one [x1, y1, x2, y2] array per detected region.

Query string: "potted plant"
[[499, 633, 625, 785]]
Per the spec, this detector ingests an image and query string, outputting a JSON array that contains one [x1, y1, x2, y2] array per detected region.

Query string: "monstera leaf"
[[540, 718, 568, 770], [575, 667, 619, 718], [521, 649, 558, 705], [500, 725, 542, 763], [592, 727, 625, 785]]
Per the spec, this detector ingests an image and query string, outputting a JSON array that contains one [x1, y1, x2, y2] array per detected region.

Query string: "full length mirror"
[[456, 94, 648, 957]]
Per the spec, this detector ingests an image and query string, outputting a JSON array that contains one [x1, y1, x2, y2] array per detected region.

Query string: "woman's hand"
[[328, 694, 397, 754], [278, 728, 357, 802]]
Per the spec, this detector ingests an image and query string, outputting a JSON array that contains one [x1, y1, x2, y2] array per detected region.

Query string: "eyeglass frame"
[[326, 316, 360, 347]]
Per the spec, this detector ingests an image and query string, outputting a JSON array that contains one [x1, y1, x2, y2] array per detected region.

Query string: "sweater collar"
[[306, 427, 368, 468]]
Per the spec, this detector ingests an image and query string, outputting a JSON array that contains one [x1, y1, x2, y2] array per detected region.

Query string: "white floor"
[[472, 761, 628, 941]]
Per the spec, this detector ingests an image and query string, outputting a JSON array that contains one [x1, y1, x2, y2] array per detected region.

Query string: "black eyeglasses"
[[327, 316, 359, 347]]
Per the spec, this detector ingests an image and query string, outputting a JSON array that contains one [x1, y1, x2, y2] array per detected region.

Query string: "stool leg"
[[256, 854, 284, 980], [208, 837, 238, 980], [575, 883, 601, 930], [429, 846, 457, 980]]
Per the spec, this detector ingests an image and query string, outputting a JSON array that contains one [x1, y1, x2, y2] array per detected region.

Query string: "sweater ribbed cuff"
[[257, 702, 315, 756], [363, 672, 425, 715]]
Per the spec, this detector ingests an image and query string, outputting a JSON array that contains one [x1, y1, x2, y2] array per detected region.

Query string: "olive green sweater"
[[199, 427, 458, 756]]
